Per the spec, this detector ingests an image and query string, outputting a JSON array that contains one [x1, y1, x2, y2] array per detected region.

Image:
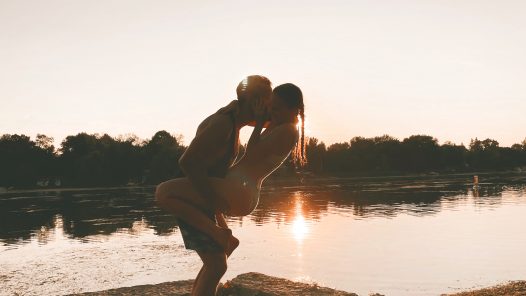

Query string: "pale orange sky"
[[1, 0, 525, 147]]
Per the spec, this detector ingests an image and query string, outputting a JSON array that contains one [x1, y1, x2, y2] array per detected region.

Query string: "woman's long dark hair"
[[272, 83, 306, 167]]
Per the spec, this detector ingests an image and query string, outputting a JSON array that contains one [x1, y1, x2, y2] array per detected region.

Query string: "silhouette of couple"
[[155, 75, 306, 295]]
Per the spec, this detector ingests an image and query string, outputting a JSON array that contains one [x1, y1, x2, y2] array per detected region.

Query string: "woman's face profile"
[[270, 94, 294, 123]]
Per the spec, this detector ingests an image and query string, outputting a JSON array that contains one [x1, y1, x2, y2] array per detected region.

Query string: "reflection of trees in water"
[[1, 179, 524, 246], [0, 188, 181, 245], [0, 190, 62, 245], [471, 184, 508, 208], [57, 188, 184, 239], [242, 176, 523, 222], [249, 189, 328, 226], [252, 187, 449, 222]]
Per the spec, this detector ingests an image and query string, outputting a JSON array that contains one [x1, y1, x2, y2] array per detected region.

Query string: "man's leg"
[[192, 265, 205, 295], [194, 250, 228, 296]]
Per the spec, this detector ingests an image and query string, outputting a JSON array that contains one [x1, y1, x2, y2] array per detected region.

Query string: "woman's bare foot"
[[226, 235, 239, 257], [215, 227, 232, 251]]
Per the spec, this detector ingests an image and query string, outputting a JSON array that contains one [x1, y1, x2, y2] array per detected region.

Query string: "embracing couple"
[[155, 75, 306, 295]]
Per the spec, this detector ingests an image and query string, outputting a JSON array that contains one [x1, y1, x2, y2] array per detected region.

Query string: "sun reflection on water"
[[291, 192, 310, 244], [292, 215, 308, 243]]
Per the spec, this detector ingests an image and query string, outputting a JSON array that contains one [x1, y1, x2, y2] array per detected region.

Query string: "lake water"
[[1, 173, 526, 296]]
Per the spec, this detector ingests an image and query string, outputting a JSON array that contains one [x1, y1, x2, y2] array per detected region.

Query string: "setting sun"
[[296, 115, 309, 130]]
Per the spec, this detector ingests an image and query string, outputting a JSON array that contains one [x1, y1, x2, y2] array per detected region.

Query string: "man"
[[158, 75, 272, 295]]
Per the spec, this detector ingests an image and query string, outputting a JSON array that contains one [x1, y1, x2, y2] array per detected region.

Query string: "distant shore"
[[2, 170, 525, 194], [64, 272, 526, 296]]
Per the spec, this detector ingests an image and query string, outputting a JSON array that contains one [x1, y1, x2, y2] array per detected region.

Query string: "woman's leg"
[[215, 212, 240, 257], [158, 196, 232, 250], [194, 250, 228, 296], [155, 177, 253, 217], [155, 177, 251, 250]]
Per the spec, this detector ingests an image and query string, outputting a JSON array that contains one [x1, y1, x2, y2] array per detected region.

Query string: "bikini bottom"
[[224, 171, 260, 214]]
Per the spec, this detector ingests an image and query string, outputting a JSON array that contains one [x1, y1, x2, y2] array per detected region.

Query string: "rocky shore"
[[442, 281, 526, 296], [66, 273, 358, 296], [66, 272, 526, 296]]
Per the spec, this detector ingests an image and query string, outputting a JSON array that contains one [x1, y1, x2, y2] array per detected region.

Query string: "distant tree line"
[[305, 135, 526, 175], [0, 131, 185, 188], [1, 132, 526, 188]]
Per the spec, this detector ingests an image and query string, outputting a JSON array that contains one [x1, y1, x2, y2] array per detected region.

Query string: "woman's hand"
[[253, 97, 270, 125], [246, 101, 267, 152]]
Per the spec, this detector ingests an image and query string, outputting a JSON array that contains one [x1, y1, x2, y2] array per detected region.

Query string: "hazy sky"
[[1, 0, 525, 147]]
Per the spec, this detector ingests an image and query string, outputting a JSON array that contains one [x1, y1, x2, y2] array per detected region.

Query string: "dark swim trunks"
[[176, 111, 238, 252], [177, 210, 221, 252]]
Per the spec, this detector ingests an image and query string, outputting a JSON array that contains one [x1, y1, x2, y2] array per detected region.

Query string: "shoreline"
[[64, 272, 526, 296], [2, 170, 525, 194]]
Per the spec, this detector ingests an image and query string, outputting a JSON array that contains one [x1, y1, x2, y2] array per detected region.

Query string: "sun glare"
[[292, 215, 309, 242], [296, 116, 311, 135], [291, 192, 310, 243]]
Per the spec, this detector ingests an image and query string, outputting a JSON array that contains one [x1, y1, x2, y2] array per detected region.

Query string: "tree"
[[325, 142, 352, 172], [143, 131, 186, 184], [305, 137, 326, 173], [36, 134, 55, 152], [468, 138, 501, 169], [0, 134, 52, 187], [439, 142, 467, 171], [401, 135, 440, 171], [58, 133, 145, 186]]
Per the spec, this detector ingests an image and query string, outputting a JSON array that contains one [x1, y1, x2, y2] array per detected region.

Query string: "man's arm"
[[178, 115, 233, 213]]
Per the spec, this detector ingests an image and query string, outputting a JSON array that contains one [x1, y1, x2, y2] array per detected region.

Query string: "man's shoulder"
[[197, 112, 235, 135]]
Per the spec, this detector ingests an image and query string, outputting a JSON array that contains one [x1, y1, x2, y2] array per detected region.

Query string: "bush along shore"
[[65, 272, 526, 296]]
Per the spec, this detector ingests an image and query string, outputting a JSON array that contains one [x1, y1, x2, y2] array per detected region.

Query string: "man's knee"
[[203, 254, 227, 276]]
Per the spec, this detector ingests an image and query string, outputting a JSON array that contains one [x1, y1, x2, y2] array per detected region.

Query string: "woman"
[[155, 82, 305, 293]]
